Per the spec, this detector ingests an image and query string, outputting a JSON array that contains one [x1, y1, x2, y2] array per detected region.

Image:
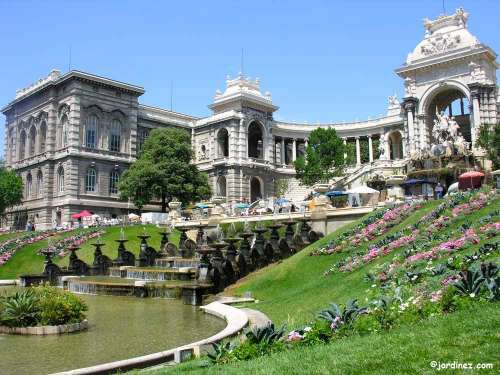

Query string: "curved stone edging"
[[0, 319, 88, 335], [50, 301, 248, 375]]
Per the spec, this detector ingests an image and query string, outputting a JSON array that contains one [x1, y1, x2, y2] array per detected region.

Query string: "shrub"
[[0, 286, 87, 328]]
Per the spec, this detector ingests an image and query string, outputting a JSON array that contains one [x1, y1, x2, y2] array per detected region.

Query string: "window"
[[109, 170, 119, 194], [40, 122, 47, 152], [61, 115, 69, 148], [137, 127, 149, 154], [86, 115, 98, 149], [57, 167, 65, 193], [37, 171, 43, 197], [85, 167, 97, 192], [109, 119, 121, 152], [26, 173, 32, 198], [19, 130, 26, 159], [29, 126, 36, 156]]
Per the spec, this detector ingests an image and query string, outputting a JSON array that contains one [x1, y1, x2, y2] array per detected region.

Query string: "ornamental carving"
[[420, 34, 461, 56]]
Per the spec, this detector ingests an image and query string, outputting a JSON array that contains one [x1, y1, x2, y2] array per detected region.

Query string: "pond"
[[0, 288, 225, 375]]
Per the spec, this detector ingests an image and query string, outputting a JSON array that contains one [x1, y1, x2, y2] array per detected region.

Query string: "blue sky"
[[1, 0, 498, 157]]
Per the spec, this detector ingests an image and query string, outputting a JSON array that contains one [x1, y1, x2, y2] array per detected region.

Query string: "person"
[[435, 182, 444, 199]]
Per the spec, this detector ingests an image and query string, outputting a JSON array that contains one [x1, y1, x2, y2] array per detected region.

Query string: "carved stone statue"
[[404, 77, 416, 97]]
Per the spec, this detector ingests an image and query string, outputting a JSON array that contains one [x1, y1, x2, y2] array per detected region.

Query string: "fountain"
[[136, 227, 152, 267], [222, 236, 240, 282], [252, 224, 269, 268], [113, 226, 135, 267], [266, 221, 283, 261], [67, 244, 89, 275]]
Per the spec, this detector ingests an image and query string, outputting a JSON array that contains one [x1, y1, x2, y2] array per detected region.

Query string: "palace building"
[[2, 8, 498, 229]]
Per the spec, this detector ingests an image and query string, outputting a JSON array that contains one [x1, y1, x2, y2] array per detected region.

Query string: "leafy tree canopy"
[[478, 122, 500, 170], [294, 127, 346, 186], [0, 164, 24, 216], [119, 128, 211, 212]]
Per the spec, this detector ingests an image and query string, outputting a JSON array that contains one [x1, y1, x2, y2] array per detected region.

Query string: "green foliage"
[[207, 342, 235, 364], [245, 323, 285, 346], [0, 166, 23, 216], [119, 128, 211, 212], [0, 289, 39, 327], [274, 179, 289, 198], [477, 122, 500, 169], [317, 299, 368, 329], [35, 285, 88, 325], [0, 286, 87, 327], [294, 127, 345, 186]]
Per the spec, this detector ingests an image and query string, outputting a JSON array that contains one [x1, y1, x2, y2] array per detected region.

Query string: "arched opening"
[[217, 129, 229, 157], [36, 170, 43, 197], [57, 167, 65, 193], [388, 131, 403, 160], [248, 122, 264, 159], [85, 115, 98, 149], [250, 177, 262, 203], [109, 170, 120, 194], [216, 176, 227, 197], [109, 119, 121, 152], [39, 122, 47, 153], [85, 167, 97, 192], [425, 87, 471, 145], [19, 130, 26, 160], [26, 173, 32, 198], [29, 126, 36, 156]]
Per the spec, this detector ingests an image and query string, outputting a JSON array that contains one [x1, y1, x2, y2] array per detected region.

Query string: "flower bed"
[[311, 203, 420, 256], [0, 231, 62, 267], [37, 229, 104, 257], [0, 319, 88, 335]]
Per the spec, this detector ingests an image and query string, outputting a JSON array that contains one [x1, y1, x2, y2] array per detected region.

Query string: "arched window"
[[39, 122, 47, 152], [57, 167, 65, 193], [248, 122, 264, 159], [137, 127, 149, 154], [85, 115, 98, 149], [29, 126, 36, 156], [109, 170, 120, 194], [19, 130, 26, 160], [217, 129, 229, 157], [26, 173, 32, 198], [61, 115, 69, 148], [85, 167, 97, 192], [36, 170, 43, 197], [109, 119, 121, 152]]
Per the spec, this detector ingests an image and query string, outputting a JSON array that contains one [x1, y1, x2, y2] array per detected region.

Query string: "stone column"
[[343, 138, 347, 161], [403, 98, 417, 154], [368, 135, 373, 163], [305, 138, 308, 148], [281, 138, 285, 165], [292, 138, 297, 162], [355, 137, 361, 166]]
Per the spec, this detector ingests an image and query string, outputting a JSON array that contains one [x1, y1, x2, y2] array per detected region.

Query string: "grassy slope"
[[0, 225, 181, 278], [153, 303, 499, 375], [225, 198, 500, 325], [0, 231, 23, 242]]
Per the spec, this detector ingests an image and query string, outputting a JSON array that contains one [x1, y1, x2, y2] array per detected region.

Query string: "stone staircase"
[[282, 178, 313, 203]]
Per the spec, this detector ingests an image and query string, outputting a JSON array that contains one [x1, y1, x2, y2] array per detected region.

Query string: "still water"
[[0, 290, 225, 375]]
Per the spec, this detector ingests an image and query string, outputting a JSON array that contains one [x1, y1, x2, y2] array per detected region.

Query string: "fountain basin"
[[67, 276, 211, 304], [155, 257, 200, 269], [108, 266, 196, 281]]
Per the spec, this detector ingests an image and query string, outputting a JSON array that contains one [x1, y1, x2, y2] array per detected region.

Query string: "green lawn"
[[0, 225, 181, 279], [151, 303, 499, 375], [0, 231, 23, 242]]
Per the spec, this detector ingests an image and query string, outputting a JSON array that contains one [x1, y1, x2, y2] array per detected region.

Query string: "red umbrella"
[[71, 210, 93, 219], [458, 171, 485, 190]]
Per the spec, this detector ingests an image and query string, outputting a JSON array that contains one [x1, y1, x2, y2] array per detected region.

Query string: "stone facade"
[[2, 7, 498, 229]]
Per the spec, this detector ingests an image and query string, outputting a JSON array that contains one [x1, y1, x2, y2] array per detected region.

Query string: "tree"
[[478, 122, 500, 170], [294, 127, 346, 186], [119, 128, 211, 212], [0, 164, 24, 217]]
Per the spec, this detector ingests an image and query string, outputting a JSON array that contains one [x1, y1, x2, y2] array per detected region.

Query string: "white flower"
[[469, 293, 476, 298], [371, 284, 377, 288], [304, 326, 312, 332]]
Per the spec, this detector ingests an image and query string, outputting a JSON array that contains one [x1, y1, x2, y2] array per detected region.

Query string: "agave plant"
[[0, 289, 40, 327], [430, 264, 447, 276], [317, 299, 367, 329], [245, 323, 285, 345], [207, 341, 234, 364], [454, 269, 484, 297], [479, 262, 499, 301]]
